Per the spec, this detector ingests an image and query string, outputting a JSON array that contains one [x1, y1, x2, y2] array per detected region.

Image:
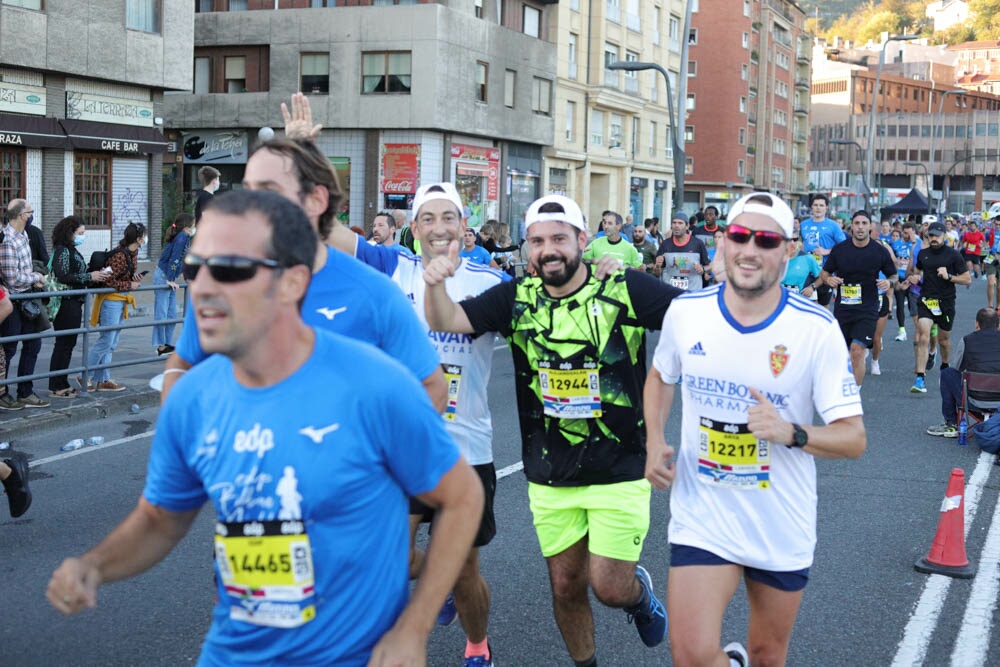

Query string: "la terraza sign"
[[66, 92, 154, 127]]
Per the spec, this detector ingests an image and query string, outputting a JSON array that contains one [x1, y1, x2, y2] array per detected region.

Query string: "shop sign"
[[0, 82, 46, 116], [181, 130, 249, 164], [66, 92, 154, 127], [382, 143, 420, 194]]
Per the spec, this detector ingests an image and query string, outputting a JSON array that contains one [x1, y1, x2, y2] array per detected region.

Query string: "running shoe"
[[724, 642, 749, 667], [626, 565, 668, 647], [911, 376, 927, 393], [926, 352, 936, 371], [437, 592, 458, 626], [927, 422, 957, 437], [2, 452, 32, 518], [895, 327, 907, 341], [462, 645, 494, 667], [871, 359, 881, 376]]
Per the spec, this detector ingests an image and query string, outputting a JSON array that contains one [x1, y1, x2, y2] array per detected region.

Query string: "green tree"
[[858, 10, 904, 43], [969, 0, 1000, 39]]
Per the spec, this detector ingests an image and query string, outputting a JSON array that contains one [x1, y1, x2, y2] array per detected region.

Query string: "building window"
[[74, 154, 112, 229], [742, 32, 749, 48], [225, 56, 247, 93], [476, 61, 488, 102], [591, 109, 604, 146], [609, 113, 623, 147], [632, 116, 639, 154], [776, 52, 789, 69], [739, 97, 746, 113], [2, 0, 43, 8], [668, 15, 680, 52], [606, 0, 620, 23], [229, 0, 248, 10], [688, 28, 698, 45], [653, 6, 661, 45], [604, 44, 619, 87], [626, 0, 640, 31], [126, 0, 160, 32], [685, 156, 694, 175], [532, 77, 552, 115], [504, 70, 516, 108], [301, 53, 329, 95], [738, 127, 745, 145], [688, 60, 697, 77], [773, 139, 786, 155], [362, 51, 412, 94], [649, 121, 656, 157], [566, 101, 575, 141], [625, 51, 639, 93], [474, 0, 483, 18], [568, 34, 578, 80], [523, 5, 541, 38], [741, 63, 748, 80], [685, 125, 694, 142], [686, 93, 695, 110], [775, 110, 787, 126], [193, 57, 210, 94], [743, 0, 750, 16], [776, 81, 787, 98], [0, 149, 25, 207], [737, 159, 745, 177]]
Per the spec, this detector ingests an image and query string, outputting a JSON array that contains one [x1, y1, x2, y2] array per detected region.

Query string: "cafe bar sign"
[[0, 82, 46, 116], [65, 92, 154, 127]]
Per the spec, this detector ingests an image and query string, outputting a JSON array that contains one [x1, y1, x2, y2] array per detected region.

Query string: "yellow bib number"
[[539, 360, 602, 419], [215, 520, 316, 628], [697, 418, 770, 490], [922, 297, 942, 316], [442, 363, 462, 422], [840, 283, 862, 306]]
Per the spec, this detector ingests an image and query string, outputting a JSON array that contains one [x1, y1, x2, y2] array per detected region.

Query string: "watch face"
[[795, 426, 808, 446]]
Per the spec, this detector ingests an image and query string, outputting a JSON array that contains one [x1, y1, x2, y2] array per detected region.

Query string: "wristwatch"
[[789, 423, 808, 448]]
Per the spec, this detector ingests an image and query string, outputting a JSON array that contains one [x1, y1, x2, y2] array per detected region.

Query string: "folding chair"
[[959, 371, 1000, 428]]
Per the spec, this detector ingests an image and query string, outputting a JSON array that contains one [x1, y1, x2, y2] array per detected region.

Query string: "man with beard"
[[369, 210, 411, 256], [818, 210, 897, 388], [422, 194, 682, 667], [644, 192, 866, 667], [583, 210, 643, 269], [906, 221, 971, 393], [799, 194, 846, 307], [633, 224, 659, 274], [692, 205, 723, 262], [655, 210, 710, 290]]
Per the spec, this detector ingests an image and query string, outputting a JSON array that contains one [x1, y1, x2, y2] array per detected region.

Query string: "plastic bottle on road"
[[958, 417, 968, 446], [87, 436, 105, 447], [0, 441, 9, 451], [60, 439, 85, 452]]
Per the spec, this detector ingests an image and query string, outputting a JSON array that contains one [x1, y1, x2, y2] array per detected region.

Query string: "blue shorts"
[[670, 543, 810, 592]]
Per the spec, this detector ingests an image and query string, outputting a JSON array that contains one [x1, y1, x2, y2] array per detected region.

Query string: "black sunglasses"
[[183, 253, 284, 283], [725, 224, 788, 250]]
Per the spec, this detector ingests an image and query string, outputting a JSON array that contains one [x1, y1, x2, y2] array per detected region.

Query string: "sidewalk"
[[0, 260, 169, 440]]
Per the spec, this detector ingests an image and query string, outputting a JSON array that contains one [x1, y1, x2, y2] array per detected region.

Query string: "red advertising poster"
[[382, 143, 420, 194], [451, 142, 500, 201]]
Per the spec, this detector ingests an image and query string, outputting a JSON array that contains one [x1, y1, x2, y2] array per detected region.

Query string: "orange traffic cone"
[[914, 468, 977, 579]]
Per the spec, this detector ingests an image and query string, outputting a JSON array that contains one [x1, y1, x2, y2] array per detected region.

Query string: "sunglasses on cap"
[[183, 253, 285, 283], [725, 224, 789, 250]]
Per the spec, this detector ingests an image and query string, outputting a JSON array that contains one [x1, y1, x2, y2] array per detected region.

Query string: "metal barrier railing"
[[0, 283, 187, 393]]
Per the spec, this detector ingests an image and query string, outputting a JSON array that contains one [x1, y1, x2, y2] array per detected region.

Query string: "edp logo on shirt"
[[234, 423, 275, 459]]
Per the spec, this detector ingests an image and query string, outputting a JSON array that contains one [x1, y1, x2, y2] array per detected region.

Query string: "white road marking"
[[891, 451, 995, 667], [950, 480, 1000, 667], [497, 460, 523, 479], [30, 430, 157, 467]]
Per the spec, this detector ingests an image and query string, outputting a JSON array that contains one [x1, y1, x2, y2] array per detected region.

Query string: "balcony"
[[794, 158, 807, 169], [794, 131, 807, 142], [795, 77, 809, 89], [797, 51, 809, 64], [569, 62, 578, 80], [794, 106, 808, 116], [624, 77, 639, 95], [747, 145, 756, 155], [750, 50, 759, 64], [748, 113, 757, 125], [604, 70, 619, 88]]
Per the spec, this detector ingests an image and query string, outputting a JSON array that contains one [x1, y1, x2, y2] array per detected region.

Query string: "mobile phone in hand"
[[139, 270, 150, 277]]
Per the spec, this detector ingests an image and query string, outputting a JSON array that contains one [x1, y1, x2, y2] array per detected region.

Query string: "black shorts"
[[670, 543, 809, 592], [963, 252, 982, 265], [878, 293, 890, 318], [838, 315, 878, 349], [916, 297, 956, 332], [410, 462, 497, 548]]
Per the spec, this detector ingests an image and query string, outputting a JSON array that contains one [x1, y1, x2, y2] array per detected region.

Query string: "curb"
[[0, 388, 161, 441]]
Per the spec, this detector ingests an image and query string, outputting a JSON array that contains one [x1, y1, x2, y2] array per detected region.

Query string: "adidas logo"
[[688, 341, 706, 356]]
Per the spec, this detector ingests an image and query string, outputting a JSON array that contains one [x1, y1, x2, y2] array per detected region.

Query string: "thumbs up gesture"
[[747, 387, 794, 446], [423, 240, 460, 287]]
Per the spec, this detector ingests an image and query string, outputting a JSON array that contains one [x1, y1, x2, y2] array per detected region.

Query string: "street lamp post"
[[830, 138, 868, 210], [929, 89, 965, 216], [608, 61, 684, 211], [903, 160, 931, 214], [866, 34, 918, 210]]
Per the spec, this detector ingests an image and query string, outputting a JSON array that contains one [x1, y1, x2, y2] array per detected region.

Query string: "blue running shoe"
[[437, 592, 458, 626], [462, 644, 494, 667], [911, 376, 927, 393], [627, 565, 668, 647]]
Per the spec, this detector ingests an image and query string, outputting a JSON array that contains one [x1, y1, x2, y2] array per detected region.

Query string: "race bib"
[[898, 257, 909, 272], [922, 297, 942, 316], [966, 242, 978, 254], [697, 418, 770, 490], [985, 254, 996, 266], [811, 252, 823, 263], [215, 520, 316, 628], [539, 359, 602, 419], [442, 363, 462, 422], [840, 283, 862, 305], [670, 276, 689, 290]]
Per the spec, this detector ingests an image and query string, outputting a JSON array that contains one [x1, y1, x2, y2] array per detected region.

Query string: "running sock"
[[918, 372, 926, 379], [465, 638, 490, 659], [574, 655, 597, 667], [626, 575, 651, 613], [941, 363, 949, 370]]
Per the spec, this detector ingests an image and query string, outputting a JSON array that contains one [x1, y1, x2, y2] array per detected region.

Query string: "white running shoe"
[[871, 359, 881, 376], [895, 327, 907, 341]]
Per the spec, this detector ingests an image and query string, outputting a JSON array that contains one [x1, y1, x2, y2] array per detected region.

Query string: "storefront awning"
[[0, 113, 69, 149], [59, 118, 169, 154]]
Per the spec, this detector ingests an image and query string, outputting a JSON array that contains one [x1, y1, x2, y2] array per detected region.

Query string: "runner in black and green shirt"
[[423, 194, 682, 667]]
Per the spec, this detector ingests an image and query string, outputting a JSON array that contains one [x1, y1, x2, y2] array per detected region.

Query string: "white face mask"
[[74, 233, 86, 246]]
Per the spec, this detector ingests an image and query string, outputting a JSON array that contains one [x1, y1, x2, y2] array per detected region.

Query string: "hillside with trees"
[[800, 0, 999, 45]]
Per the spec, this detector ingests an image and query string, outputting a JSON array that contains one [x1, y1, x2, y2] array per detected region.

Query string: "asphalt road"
[[2, 279, 1000, 666]]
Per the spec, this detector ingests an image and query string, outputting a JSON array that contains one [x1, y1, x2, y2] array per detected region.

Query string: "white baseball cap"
[[412, 182, 463, 217], [727, 192, 795, 238], [525, 195, 586, 232]]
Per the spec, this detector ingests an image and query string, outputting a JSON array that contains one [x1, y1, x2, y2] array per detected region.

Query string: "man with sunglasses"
[[644, 191, 866, 667], [816, 211, 897, 389], [654, 211, 710, 290], [160, 138, 446, 413], [905, 221, 971, 393], [48, 190, 484, 667], [421, 194, 681, 667], [800, 194, 847, 307]]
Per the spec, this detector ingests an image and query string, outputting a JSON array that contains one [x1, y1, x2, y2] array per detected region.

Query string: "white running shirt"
[[652, 285, 863, 570]]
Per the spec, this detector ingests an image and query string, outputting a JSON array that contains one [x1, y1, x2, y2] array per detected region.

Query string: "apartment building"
[[163, 0, 556, 235], [543, 0, 684, 227], [685, 0, 810, 215], [0, 0, 189, 260], [952, 40, 1000, 96]]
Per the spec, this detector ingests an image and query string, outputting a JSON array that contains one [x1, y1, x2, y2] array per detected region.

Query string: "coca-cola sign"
[[382, 143, 420, 195]]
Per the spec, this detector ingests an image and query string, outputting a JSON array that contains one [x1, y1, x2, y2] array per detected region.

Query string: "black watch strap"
[[789, 423, 808, 448]]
